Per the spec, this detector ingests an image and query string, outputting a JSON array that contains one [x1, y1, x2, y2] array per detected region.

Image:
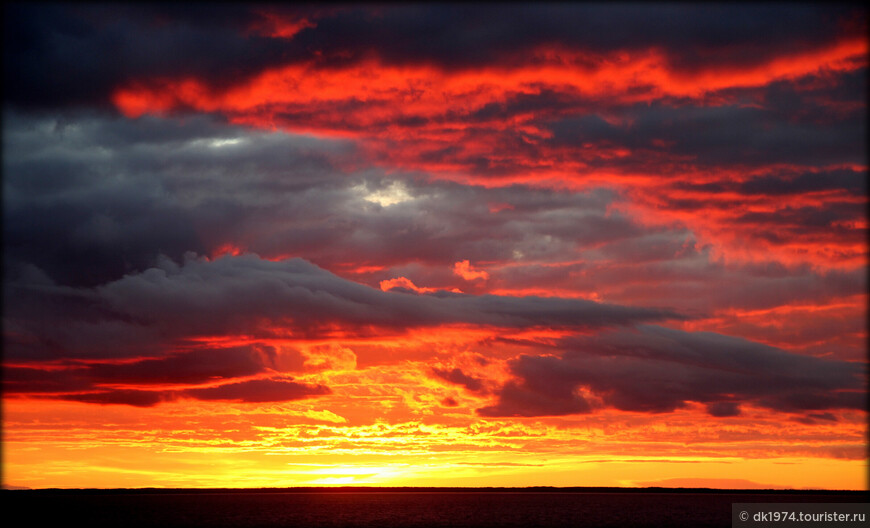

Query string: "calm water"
[[5, 490, 866, 528]]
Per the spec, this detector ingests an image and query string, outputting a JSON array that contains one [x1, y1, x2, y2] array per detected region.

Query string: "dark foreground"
[[2, 487, 866, 528]]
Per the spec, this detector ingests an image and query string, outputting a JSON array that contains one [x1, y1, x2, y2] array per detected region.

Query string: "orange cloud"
[[379, 276, 459, 294], [453, 260, 490, 281]]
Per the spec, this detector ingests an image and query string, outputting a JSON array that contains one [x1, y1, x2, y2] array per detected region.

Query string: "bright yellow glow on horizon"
[[3, 396, 866, 490]]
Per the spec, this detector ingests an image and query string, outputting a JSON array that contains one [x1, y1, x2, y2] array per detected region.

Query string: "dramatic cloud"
[[3, 3, 304, 110], [4, 347, 326, 407], [3, 345, 271, 390], [479, 326, 865, 418], [57, 377, 330, 407], [432, 367, 486, 393], [181, 377, 330, 404], [8, 4, 862, 109], [4, 253, 680, 364], [2, 4, 866, 490]]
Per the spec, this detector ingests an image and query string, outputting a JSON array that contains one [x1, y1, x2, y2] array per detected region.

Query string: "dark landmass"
[[3, 486, 865, 495], [4, 487, 865, 528]]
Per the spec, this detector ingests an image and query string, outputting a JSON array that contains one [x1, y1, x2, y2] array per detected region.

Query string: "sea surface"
[[3, 489, 866, 528]]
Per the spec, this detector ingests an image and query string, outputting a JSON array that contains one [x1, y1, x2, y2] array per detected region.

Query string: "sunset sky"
[[2, 3, 867, 490]]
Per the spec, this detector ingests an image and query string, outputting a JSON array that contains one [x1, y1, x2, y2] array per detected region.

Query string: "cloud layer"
[[1, 3, 866, 490], [479, 326, 865, 417]]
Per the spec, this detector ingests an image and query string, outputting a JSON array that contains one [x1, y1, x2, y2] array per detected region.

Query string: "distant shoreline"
[[3, 486, 866, 495]]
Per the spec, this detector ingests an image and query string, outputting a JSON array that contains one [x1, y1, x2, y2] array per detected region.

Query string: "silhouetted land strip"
[[5, 486, 865, 495], [4, 487, 866, 527]]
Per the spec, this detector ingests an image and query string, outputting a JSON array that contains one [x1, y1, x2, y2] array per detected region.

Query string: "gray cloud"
[[61, 389, 169, 407], [4, 348, 327, 407], [544, 99, 866, 169], [7, 4, 859, 111], [6, 110, 860, 327], [479, 325, 865, 417], [181, 377, 330, 403], [2, 110, 356, 287], [86, 345, 276, 385], [2, 344, 281, 402], [95, 253, 680, 336], [54, 377, 329, 407], [3, 4, 300, 110], [675, 168, 867, 197], [2, 111, 650, 290], [432, 367, 485, 393], [477, 380, 592, 418], [3, 251, 680, 365]]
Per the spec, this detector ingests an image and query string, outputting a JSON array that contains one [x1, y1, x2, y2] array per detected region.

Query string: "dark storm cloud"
[[93, 253, 679, 337], [706, 401, 741, 418], [3, 366, 93, 394], [673, 168, 867, 197], [730, 68, 868, 126], [3, 109, 862, 373], [3, 109, 660, 291], [737, 169, 867, 196], [3, 344, 275, 393], [2, 250, 680, 365], [61, 389, 168, 407], [477, 380, 592, 418], [282, 4, 860, 70], [506, 63, 866, 176], [544, 98, 866, 169], [5, 109, 861, 357], [478, 325, 865, 417], [182, 377, 330, 403], [55, 377, 330, 407], [3, 225, 681, 364], [87, 345, 275, 384], [3, 3, 295, 110], [332, 183, 648, 276], [4, 351, 328, 407], [432, 367, 485, 393], [3, 191, 206, 288], [5, 4, 861, 111], [2, 110, 353, 287], [579, 257, 866, 316], [734, 203, 866, 232]]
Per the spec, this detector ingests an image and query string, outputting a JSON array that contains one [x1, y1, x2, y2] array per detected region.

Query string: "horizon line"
[[3, 485, 865, 493]]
